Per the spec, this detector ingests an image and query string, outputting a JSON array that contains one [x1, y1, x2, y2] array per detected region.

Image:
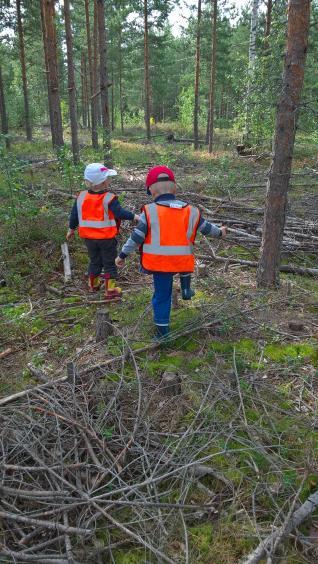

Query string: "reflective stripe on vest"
[[77, 191, 117, 229], [142, 202, 199, 256]]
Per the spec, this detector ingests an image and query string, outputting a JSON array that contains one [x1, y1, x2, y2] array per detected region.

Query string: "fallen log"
[[61, 243, 72, 283], [242, 488, 318, 564], [199, 253, 318, 277]]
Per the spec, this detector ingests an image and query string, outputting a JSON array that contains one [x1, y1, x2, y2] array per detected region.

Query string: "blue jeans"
[[152, 273, 173, 326]]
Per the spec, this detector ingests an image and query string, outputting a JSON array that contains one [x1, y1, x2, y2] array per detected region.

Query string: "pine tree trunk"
[[84, 55, 90, 129], [144, 0, 151, 141], [96, 0, 111, 161], [93, 1, 101, 128], [193, 0, 202, 150], [41, 0, 64, 149], [244, 0, 259, 142], [63, 0, 79, 164], [119, 31, 124, 133], [85, 0, 98, 148], [264, 0, 273, 51], [257, 0, 310, 288], [207, 0, 217, 153], [81, 51, 87, 128], [0, 66, 10, 149], [40, 0, 54, 139], [16, 0, 32, 141], [111, 68, 115, 131]]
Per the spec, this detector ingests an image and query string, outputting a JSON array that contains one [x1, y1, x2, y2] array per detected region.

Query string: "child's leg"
[[99, 239, 118, 278], [84, 240, 103, 291], [152, 273, 173, 336], [180, 272, 195, 300], [99, 239, 122, 300]]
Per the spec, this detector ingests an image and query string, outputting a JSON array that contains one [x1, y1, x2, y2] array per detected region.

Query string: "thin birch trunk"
[[63, 0, 79, 164], [81, 52, 87, 127], [16, 0, 32, 141], [257, 0, 310, 288]]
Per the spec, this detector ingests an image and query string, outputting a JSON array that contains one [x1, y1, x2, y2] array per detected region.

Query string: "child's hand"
[[66, 229, 75, 241], [134, 214, 140, 223], [220, 226, 227, 238], [115, 256, 125, 267]]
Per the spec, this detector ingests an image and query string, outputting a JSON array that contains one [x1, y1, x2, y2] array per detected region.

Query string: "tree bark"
[[144, 0, 151, 141], [111, 68, 115, 131], [119, 30, 124, 133], [244, 0, 259, 141], [207, 0, 217, 153], [93, 0, 101, 130], [257, 0, 310, 288], [40, 0, 54, 139], [16, 0, 32, 141], [0, 66, 10, 149], [264, 0, 273, 51], [193, 0, 202, 150], [41, 0, 64, 149], [81, 51, 88, 128], [96, 0, 111, 161], [85, 0, 98, 148], [63, 0, 79, 164]]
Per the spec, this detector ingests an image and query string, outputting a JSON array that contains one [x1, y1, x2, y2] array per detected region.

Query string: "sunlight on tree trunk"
[[244, 0, 259, 142], [85, 0, 98, 149], [207, 0, 217, 154], [96, 0, 111, 162]]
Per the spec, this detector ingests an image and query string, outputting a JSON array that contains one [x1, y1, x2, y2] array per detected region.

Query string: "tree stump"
[[160, 371, 182, 397], [198, 263, 208, 277], [96, 309, 113, 343]]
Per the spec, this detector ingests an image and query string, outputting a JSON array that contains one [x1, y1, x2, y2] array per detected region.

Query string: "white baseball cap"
[[84, 163, 117, 185]]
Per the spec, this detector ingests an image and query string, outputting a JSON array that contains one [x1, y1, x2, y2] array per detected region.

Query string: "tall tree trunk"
[[144, 0, 151, 141], [193, 0, 202, 150], [119, 31, 124, 133], [257, 0, 310, 288], [264, 0, 273, 51], [40, 0, 54, 139], [111, 67, 115, 131], [96, 0, 111, 161], [41, 0, 64, 149], [0, 66, 10, 149], [63, 0, 79, 164], [85, 0, 98, 148], [16, 0, 32, 141], [207, 0, 217, 153], [244, 0, 259, 142], [84, 54, 90, 129], [81, 51, 87, 128]]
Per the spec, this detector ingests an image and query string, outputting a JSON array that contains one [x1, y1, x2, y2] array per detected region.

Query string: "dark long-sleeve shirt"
[[119, 193, 222, 259], [69, 190, 134, 230]]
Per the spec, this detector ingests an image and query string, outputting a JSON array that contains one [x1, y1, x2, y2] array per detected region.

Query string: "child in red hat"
[[116, 165, 226, 338]]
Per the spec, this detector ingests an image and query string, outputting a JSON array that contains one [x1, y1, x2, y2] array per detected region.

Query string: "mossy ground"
[[1, 129, 318, 562]]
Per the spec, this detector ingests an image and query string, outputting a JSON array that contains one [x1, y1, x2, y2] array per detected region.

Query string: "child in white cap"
[[67, 163, 139, 300]]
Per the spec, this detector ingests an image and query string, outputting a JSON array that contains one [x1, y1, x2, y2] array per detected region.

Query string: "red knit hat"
[[145, 165, 175, 188]]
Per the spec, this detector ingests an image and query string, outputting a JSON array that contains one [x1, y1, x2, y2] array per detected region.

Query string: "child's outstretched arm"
[[66, 200, 79, 240], [115, 212, 147, 266], [198, 215, 226, 238], [109, 197, 140, 222]]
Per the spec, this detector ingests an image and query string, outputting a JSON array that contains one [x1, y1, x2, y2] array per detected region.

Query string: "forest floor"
[[1, 127, 318, 563]]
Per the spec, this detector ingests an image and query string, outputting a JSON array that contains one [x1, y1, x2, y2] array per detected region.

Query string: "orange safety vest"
[[77, 191, 118, 239], [141, 201, 200, 272]]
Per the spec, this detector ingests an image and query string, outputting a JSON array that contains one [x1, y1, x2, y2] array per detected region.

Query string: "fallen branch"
[[199, 253, 318, 277], [242, 488, 318, 564], [61, 243, 72, 283]]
